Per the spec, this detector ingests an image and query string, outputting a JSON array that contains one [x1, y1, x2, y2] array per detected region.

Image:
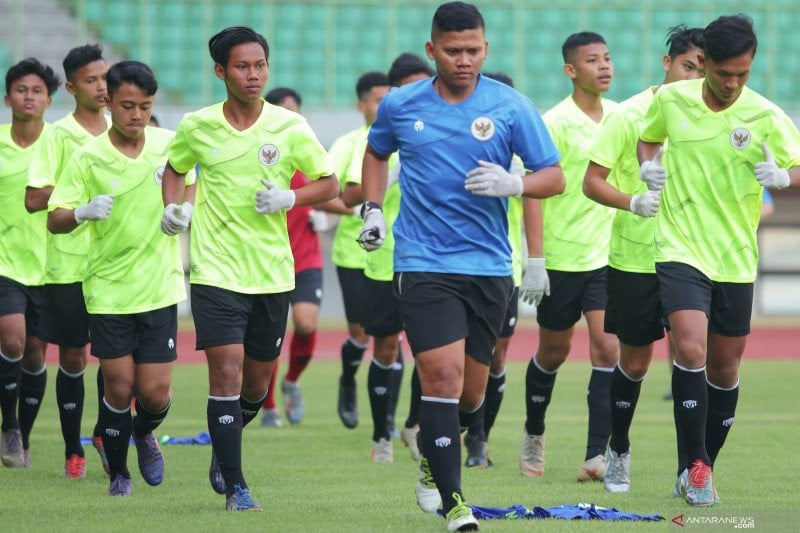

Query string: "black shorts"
[[537, 267, 608, 331], [605, 267, 666, 347], [39, 282, 90, 348], [656, 262, 753, 337], [499, 287, 520, 338], [363, 277, 403, 337], [191, 284, 290, 362], [0, 276, 44, 338], [290, 268, 323, 306], [394, 272, 513, 365], [336, 266, 369, 325], [89, 305, 178, 363]]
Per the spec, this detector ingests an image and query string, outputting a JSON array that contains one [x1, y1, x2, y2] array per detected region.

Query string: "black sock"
[[132, 397, 170, 438], [609, 365, 642, 454], [387, 346, 404, 427], [368, 360, 393, 441], [459, 400, 484, 435], [524, 356, 556, 436], [98, 398, 132, 478], [19, 366, 47, 449], [56, 367, 85, 457], [0, 352, 21, 432], [483, 370, 506, 438], [404, 365, 421, 428], [240, 394, 264, 428], [672, 364, 710, 470], [93, 366, 104, 438], [673, 390, 687, 477], [340, 337, 367, 384], [706, 380, 739, 467], [419, 397, 462, 514], [207, 397, 246, 495], [585, 368, 613, 459]]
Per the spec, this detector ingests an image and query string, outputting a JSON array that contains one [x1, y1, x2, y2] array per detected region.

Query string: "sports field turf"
[[4, 357, 799, 532]]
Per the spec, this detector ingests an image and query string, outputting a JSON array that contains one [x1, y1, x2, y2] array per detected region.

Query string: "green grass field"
[[3, 358, 799, 532]]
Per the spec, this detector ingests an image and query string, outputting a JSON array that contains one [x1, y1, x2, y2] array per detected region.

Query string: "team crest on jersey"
[[730, 127, 751, 149], [414, 120, 424, 132], [154, 165, 164, 186], [259, 144, 280, 166], [471, 116, 494, 141]]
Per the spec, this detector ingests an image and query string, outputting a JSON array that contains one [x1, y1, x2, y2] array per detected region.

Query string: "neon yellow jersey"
[[641, 79, 800, 282], [588, 87, 657, 273], [330, 126, 368, 269], [542, 95, 617, 271], [0, 123, 48, 286], [508, 195, 523, 286], [28, 113, 111, 283], [168, 101, 333, 293], [48, 128, 195, 314]]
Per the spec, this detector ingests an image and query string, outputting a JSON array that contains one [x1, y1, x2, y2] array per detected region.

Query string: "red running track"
[[81, 324, 795, 364]]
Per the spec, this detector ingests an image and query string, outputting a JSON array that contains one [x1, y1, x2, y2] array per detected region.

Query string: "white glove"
[[755, 142, 790, 189], [357, 207, 386, 251], [255, 179, 296, 214], [520, 257, 550, 306], [629, 190, 661, 217], [74, 194, 113, 224], [465, 160, 523, 197], [308, 209, 330, 232], [639, 147, 666, 191], [161, 202, 193, 235]]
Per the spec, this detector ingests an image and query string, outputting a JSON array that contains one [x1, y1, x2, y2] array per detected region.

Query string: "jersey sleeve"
[[290, 119, 334, 181], [28, 127, 60, 188], [765, 108, 800, 169], [366, 97, 398, 157], [167, 116, 199, 174], [639, 93, 667, 143], [47, 154, 87, 211], [513, 98, 560, 171], [588, 108, 630, 170]]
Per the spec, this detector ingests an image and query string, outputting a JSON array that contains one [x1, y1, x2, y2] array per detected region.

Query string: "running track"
[[118, 325, 797, 363]]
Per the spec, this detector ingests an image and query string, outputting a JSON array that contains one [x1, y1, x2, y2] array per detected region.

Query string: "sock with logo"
[[706, 379, 739, 467], [240, 392, 266, 428], [387, 347, 404, 429], [0, 351, 21, 432], [340, 337, 367, 385], [132, 397, 170, 438], [18, 366, 47, 449], [368, 359, 393, 442], [585, 367, 613, 460], [98, 397, 132, 478], [208, 396, 246, 494], [524, 355, 556, 436], [262, 364, 277, 410], [285, 331, 315, 382], [56, 366, 85, 457], [419, 396, 462, 514], [404, 365, 421, 428], [483, 369, 506, 438], [609, 365, 643, 454], [672, 363, 710, 470]]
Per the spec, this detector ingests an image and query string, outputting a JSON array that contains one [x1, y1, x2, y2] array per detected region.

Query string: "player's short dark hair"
[[665, 25, 704, 59], [432, 2, 484, 36], [62, 43, 104, 82], [562, 31, 606, 63], [106, 61, 158, 97], [483, 71, 514, 88], [356, 71, 390, 100], [5, 57, 60, 96], [208, 26, 269, 67], [388, 53, 434, 87], [265, 87, 302, 107], [703, 14, 757, 62]]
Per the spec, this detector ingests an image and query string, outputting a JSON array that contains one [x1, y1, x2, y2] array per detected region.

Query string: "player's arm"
[[162, 161, 187, 206], [523, 197, 544, 258], [24, 186, 53, 213], [585, 160, 660, 218], [341, 182, 363, 208], [48, 195, 113, 234], [520, 163, 565, 198], [519, 197, 549, 305], [362, 144, 390, 205], [292, 173, 339, 207]]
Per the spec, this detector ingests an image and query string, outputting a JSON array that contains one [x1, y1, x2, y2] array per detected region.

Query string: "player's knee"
[[0, 336, 25, 360]]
